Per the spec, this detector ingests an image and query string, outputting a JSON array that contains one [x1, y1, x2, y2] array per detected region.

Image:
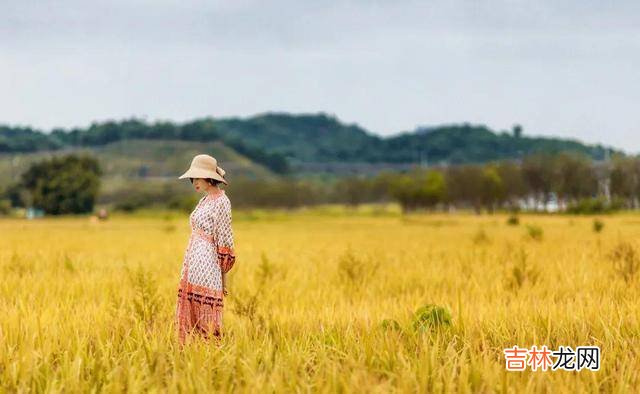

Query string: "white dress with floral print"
[[175, 190, 236, 344]]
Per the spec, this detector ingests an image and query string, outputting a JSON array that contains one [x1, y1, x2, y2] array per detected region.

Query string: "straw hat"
[[178, 154, 228, 185]]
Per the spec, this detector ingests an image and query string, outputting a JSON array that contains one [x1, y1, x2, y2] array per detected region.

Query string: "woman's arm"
[[216, 197, 236, 277], [222, 272, 228, 296]]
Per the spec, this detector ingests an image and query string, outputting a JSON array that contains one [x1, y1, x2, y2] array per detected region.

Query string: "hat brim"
[[178, 168, 228, 185]]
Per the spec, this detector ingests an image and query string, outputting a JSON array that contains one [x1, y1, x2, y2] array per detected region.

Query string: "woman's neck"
[[205, 186, 222, 197]]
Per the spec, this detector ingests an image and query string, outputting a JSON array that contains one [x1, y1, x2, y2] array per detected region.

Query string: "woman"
[[175, 154, 236, 346]]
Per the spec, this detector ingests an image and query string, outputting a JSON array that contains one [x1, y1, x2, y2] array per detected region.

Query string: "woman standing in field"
[[175, 154, 236, 346]]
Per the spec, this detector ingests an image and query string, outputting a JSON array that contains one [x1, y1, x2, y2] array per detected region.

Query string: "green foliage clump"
[[593, 218, 604, 233], [17, 154, 102, 215], [525, 225, 543, 241], [412, 304, 452, 332], [566, 197, 622, 214], [380, 319, 402, 332]]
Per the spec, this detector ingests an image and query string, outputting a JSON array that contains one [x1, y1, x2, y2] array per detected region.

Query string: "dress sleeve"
[[215, 197, 236, 273]]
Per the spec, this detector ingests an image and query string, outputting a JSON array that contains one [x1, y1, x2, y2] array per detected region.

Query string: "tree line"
[[337, 152, 635, 213], [1, 152, 637, 215], [109, 151, 638, 214]]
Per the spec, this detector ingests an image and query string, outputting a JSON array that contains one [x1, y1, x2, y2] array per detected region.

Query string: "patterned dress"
[[175, 190, 236, 345]]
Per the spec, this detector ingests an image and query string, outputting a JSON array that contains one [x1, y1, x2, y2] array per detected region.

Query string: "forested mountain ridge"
[[0, 112, 620, 172], [383, 125, 616, 164]]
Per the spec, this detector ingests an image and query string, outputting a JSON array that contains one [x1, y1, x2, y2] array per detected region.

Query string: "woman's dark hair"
[[190, 177, 224, 186]]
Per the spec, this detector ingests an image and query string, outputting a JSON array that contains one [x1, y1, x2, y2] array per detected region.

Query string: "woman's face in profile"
[[190, 178, 207, 192]]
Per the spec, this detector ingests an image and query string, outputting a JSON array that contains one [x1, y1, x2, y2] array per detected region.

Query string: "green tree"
[[496, 161, 526, 210], [389, 174, 418, 212], [610, 156, 640, 208], [389, 169, 446, 212], [445, 165, 483, 213], [422, 170, 446, 209], [20, 154, 103, 214], [480, 165, 505, 213], [522, 154, 556, 211], [553, 152, 598, 208]]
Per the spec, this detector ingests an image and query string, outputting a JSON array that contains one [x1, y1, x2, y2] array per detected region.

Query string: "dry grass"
[[1, 209, 639, 392]]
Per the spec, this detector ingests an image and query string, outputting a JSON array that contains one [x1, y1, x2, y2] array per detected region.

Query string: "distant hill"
[[0, 113, 620, 175], [0, 139, 276, 190], [214, 114, 618, 165], [382, 124, 615, 164]]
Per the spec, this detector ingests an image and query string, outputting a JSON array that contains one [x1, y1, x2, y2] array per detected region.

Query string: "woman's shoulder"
[[218, 191, 231, 207], [203, 190, 230, 206]]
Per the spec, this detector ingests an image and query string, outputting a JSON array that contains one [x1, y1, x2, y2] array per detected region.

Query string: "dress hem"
[[175, 280, 224, 346], [177, 280, 224, 306]]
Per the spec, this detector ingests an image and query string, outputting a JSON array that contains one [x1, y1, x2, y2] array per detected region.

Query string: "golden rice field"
[[1, 206, 639, 392]]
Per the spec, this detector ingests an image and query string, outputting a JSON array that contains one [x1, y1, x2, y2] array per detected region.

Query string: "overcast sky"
[[1, 0, 638, 152]]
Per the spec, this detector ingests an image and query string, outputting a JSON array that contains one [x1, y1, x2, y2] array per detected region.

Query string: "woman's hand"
[[222, 272, 229, 296]]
